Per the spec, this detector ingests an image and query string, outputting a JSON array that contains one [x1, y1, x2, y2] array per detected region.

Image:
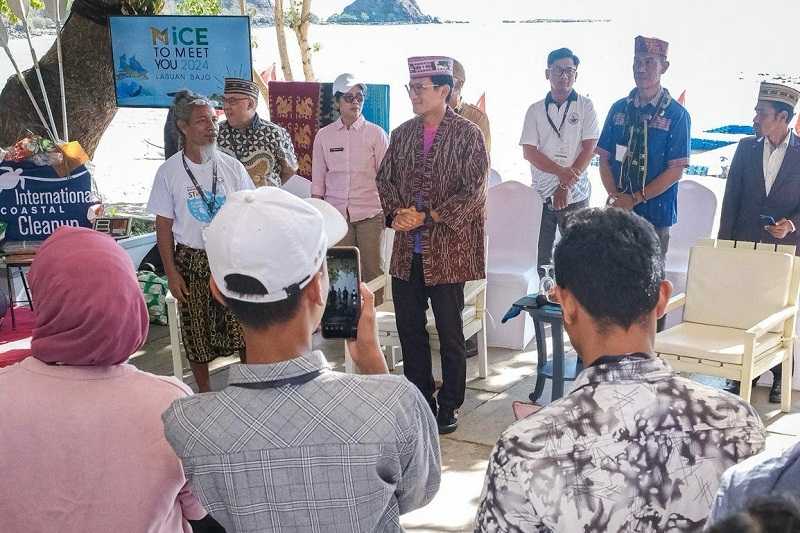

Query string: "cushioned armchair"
[[655, 239, 800, 412]]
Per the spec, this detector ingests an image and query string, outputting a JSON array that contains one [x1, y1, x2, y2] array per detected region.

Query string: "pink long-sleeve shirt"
[[311, 115, 389, 222], [0, 357, 206, 532]]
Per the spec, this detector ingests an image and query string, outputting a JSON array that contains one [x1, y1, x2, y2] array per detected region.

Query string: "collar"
[[335, 115, 366, 131], [765, 129, 793, 151], [227, 350, 331, 385], [227, 112, 262, 132], [545, 89, 578, 108], [632, 87, 664, 108], [571, 353, 675, 392], [414, 105, 455, 130]]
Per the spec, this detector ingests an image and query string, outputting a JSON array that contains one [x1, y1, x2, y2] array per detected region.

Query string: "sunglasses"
[[341, 92, 365, 104]]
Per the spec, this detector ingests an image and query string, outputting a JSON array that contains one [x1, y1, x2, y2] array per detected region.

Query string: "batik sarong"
[[174, 244, 244, 364]]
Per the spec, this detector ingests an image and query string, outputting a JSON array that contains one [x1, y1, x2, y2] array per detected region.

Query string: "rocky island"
[[327, 0, 439, 25]]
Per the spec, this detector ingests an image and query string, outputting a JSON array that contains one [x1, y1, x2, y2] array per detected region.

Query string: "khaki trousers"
[[337, 213, 385, 304]]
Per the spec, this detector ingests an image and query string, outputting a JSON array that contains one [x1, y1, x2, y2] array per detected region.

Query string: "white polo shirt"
[[519, 91, 599, 203]]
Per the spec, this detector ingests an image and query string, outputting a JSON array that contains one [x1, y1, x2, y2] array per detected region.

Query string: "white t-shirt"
[[147, 150, 255, 249], [519, 92, 599, 203]]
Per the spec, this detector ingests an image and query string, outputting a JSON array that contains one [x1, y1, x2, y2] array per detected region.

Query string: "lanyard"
[[545, 93, 574, 139], [182, 154, 219, 218]]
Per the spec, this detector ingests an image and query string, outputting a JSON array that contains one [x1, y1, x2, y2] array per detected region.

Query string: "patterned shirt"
[[475, 355, 765, 533], [163, 351, 441, 533], [456, 101, 492, 154], [376, 108, 489, 285], [218, 113, 298, 188], [596, 88, 691, 227]]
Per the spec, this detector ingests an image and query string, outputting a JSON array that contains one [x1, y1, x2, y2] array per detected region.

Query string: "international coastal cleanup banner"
[[0, 161, 93, 241], [108, 16, 252, 108]]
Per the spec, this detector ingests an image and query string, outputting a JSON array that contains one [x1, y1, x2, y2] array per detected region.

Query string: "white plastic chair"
[[488, 169, 502, 188], [665, 179, 717, 277], [485, 181, 543, 349]]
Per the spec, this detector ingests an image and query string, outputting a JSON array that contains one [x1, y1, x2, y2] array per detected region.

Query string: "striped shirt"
[[163, 351, 441, 533]]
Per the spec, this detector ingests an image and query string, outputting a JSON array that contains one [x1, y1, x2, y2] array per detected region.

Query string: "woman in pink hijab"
[[0, 227, 208, 532]]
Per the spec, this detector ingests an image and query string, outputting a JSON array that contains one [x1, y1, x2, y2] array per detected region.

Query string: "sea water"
[[2, 1, 798, 205]]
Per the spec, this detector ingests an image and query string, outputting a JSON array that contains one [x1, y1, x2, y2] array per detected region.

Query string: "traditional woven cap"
[[408, 56, 454, 79], [759, 82, 799, 108], [634, 35, 669, 58], [224, 77, 258, 99], [452, 59, 465, 83]]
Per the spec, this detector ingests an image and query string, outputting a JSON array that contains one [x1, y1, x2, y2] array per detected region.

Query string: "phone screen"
[[321, 247, 361, 339]]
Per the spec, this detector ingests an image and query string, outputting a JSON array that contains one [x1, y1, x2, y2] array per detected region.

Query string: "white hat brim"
[[305, 198, 348, 247]]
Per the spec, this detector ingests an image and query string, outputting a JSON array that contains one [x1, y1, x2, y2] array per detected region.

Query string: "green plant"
[[1, 0, 44, 23], [175, 0, 220, 15]]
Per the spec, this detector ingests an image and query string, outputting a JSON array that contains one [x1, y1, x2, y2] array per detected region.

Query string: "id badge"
[[615, 144, 628, 162]]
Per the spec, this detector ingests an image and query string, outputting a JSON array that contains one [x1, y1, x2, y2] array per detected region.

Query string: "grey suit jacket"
[[718, 132, 800, 254]]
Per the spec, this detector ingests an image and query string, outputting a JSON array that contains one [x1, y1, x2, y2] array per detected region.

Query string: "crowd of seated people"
[[1, 199, 798, 533]]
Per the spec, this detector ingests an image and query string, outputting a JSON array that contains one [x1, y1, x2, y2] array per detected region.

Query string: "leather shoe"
[[437, 407, 458, 435], [770, 381, 782, 404]]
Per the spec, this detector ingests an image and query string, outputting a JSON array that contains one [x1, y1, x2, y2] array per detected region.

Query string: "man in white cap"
[[162, 187, 441, 533], [217, 77, 298, 187], [719, 81, 800, 404], [312, 73, 389, 298]]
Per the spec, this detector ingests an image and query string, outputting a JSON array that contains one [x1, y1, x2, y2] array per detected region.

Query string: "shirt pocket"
[[324, 147, 349, 173]]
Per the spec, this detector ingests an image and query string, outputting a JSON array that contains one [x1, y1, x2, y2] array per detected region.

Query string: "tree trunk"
[[274, 0, 293, 81], [295, 0, 314, 81], [0, 8, 118, 158], [237, 0, 270, 104]]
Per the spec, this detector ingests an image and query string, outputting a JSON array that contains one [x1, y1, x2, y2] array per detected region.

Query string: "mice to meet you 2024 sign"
[[0, 162, 93, 241], [109, 15, 252, 108]]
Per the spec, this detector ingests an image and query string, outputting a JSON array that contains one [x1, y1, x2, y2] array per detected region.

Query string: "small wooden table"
[[504, 295, 583, 402]]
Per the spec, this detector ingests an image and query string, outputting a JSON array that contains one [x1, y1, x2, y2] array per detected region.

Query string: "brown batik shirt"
[[376, 107, 489, 286]]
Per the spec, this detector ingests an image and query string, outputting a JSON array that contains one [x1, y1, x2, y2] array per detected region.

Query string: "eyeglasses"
[[550, 67, 577, 78], [222, 96, 250, 105], [341, 92, 365, 104], [405, 83, 441, 95]]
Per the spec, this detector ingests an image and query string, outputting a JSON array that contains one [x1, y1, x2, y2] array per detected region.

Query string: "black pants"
[[537, 198, 589, 277], [392, 254, 466, 410]]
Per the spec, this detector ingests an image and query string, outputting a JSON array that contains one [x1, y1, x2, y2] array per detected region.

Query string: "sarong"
[[174, 244, 244, 364]]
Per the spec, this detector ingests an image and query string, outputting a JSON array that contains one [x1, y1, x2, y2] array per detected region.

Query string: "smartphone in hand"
[[760, 214, 777, 226], [322, 247, 362, 339]]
